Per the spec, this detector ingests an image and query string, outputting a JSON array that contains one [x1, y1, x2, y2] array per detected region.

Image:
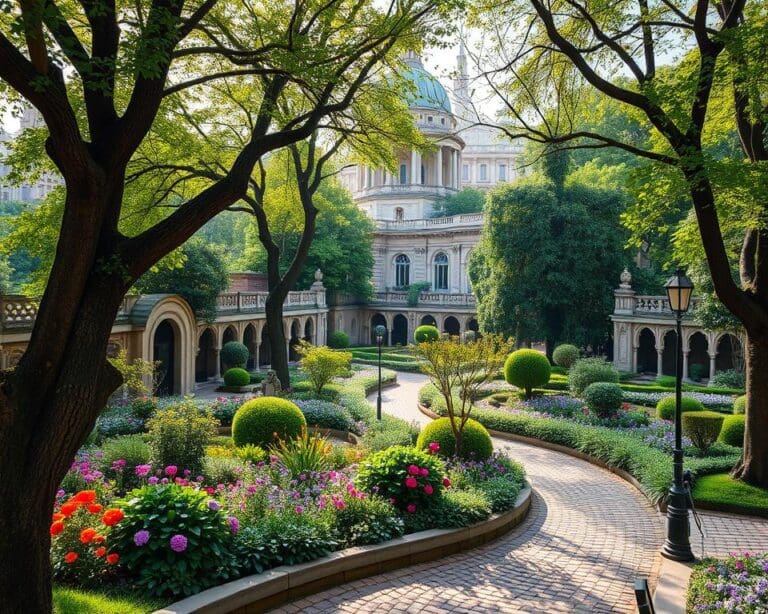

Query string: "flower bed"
[[688, 552, 768, 612]]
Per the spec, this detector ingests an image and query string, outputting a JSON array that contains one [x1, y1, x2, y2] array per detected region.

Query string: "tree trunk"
[[264, 297, 290, 388], [731, 332, 768, 487]]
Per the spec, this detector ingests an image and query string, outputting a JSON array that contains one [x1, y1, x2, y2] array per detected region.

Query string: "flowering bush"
[[293, 399, 359, 434], [624, 391, 734, 411], [688, 552, 768, 612], [416, 417, 493, 460], [109, 484, 237, 597], [146, 400, 219, 474], [332, 494, 404, 547], [59, 452, 111, 495], [50, 490, 121, 586], [447, 452, 526, 513], [208, 396, 250, 426], [355, 446, 447, 514]]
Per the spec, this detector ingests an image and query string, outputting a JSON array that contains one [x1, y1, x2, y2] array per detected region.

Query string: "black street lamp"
[[375, 325, 387, 421], [662, 268, 695, 562]]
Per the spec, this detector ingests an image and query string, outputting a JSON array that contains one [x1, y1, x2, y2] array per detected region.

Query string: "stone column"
[[656, 348, 664, 376], [411, 150, 420, 184], [709, 353, 717, 381], [436, 147, 443, 187], [254, 343, 260, 371], [213, 347, 221, 380], [632, 344, 639, 372], [683, 350, 690, 381]]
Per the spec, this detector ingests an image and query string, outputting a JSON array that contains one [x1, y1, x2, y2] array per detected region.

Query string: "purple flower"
[[133, 530, 150, 546], [169, 534, 188, 553], [228, 516, 240, 534], [148, 476, 159, 485], [207, 500, 221, 511]]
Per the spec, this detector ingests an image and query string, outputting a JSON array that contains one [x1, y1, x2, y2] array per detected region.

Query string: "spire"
[[453, 29, 471, 118]]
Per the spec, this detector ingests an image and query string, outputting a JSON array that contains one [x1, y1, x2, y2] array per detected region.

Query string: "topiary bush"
[[582, 382, 624, 418], [656, 395, 705, 421], [231, 397, 306, 448], [328, 331, 350, 349], [733, 395, 747, 415], [718, 414, 745, 447], [416, 417, 493, 460], [413, 325, 440, 343], [552, 344, 579, 369], [220, 341, 249, 369], [223, 367, 251, 388], [503, 349, 551, 399], [568, 358, 619, 396], [146, 401, 218, 474], [681, 411, 725, 451]]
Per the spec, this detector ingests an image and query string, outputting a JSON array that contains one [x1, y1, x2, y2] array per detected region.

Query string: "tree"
[[136, 240, 228, 322], [472, 0, 768, 486], [296, 341, 353, 394], [0, 0, 443, 608], [412, 335, 513, 456], [430, 186, 485, 217]]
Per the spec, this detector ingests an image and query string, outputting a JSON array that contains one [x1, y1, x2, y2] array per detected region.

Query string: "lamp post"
[[662, 268, 695, 562], [375, 325, 387, 421]]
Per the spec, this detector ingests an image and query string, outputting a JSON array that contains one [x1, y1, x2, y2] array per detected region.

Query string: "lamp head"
[[664, 268, 694, 314]]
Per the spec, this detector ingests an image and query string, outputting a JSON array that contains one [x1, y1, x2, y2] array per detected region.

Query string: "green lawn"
[[54, 586, 163, 614], [693, 473, 768, 515]]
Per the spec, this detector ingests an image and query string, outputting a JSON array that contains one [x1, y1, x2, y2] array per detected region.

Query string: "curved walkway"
[[277, 372, 768, 613]]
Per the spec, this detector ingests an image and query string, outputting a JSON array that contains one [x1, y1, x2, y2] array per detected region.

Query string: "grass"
[[692, 473, 768, 515], [54, 586, 163, 614]]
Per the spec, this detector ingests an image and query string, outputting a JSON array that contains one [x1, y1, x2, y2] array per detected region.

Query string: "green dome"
[[400, 53, 451, 113]]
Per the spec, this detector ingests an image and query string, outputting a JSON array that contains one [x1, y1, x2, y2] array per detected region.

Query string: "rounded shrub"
[[733, 395, 747, 415], [220, 341, 249, 369], [718, 414, 745, 447], [582, 382, 624, 418], [552, 344, 579, 369], [223, 367, 251, 388], [416, 417, 493, 460], [232, 397, 306, 448], [568, 358, 619, 395], [504, 349, 551, 399], [414, 325, 440, 343], [328, 331, 350, 349], [681, 411, 725, 451], [656, 395, 704, 421]]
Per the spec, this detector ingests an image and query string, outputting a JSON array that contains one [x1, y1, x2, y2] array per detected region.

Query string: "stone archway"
[[289, 319, 302, 361], [467, 318, 479, 332], [716, 334, 741, 373], [392, 314, 408, 346], [243, 324, 257, 370], [420, 314, 437, 327], [153, 320, 178, 396], [688, 332, 709, 381], [196, 328, 217, 382], [220, 325, 237, 373], [636, 328, 656, 374], [259, 325, 271, 367], [371, 313, 388, 345], [304, 318, 315, 344], [444, 316, 460, 337], [661, 330, 677, 375]]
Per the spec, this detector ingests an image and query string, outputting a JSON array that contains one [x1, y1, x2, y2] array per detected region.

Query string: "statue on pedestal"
[[261, 369, 282, 396]]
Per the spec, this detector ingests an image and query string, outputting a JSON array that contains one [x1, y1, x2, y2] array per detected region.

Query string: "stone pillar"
[[436, 147, 443, 187], [709, 353, 717, 381], [683, 350, 690, 381], [411, 150, 420, 184], [254, 343, 260, 371], [657, 348, 664, 376], [632, 344, 638, 372], [213, 347, 221, 380], [454, 151, 460, 188]]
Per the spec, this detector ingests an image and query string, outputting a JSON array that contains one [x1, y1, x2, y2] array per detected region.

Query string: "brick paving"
[[272, 372, 768, 613]]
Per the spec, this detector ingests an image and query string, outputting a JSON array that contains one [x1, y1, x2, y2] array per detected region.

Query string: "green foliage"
[[146, 401, 218, 474], [231, 397, 306, 448], [110, 485, 236, 597], [222, 368, 251, 388], [234, 444, 268, 465], [681, 411, 725, 451], [656, 396, 705, 421], [402, 488, 492, 533], [129, 398, 157, 421], [96, 435, 152, 491], [52, 587, 163, 614], [328, 331, 350, 349], [407, 281, 432, 306], [430, 187, 486, 218], [332, 495, 405, 547], [273, 429, 332, 477], [294, 399, 357, 434], [476, 476, 524, 513], [296, 342, 352, 394], [655, 375, 677, 388], [220, 342, 250, 370], [552, 344, 579, 369], [136, 241, 229, 322], [361, 415, 420, 451], [709, 369, 745, 390], [689, 363, 706, 382], [504, 349, 551, 399], [691, 475, 768, 515], [568, 358, 619, 395], [718, 415, 745, 448], [582, 382, 624, 418], [733, 395, 747, 415], [416, 417, 493, 460], [355, 446, 446, 512], [414, 324, 440, 342], [201, 456, 242, 486]]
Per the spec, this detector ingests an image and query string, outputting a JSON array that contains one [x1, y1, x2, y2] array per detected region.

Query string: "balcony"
[[613, 293, 703, 319], [357, 183, 458, 200], [371, 291, 476, 308], [215, 291, 321, 314], [375, 213, 484, 233]]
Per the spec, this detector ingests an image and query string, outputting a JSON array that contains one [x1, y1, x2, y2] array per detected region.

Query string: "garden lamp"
[[375, 325, 387, 421]]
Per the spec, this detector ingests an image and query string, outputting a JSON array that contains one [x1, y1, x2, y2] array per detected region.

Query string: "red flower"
[[73, 490, 97, 505], [79, 527, 97, 543], [101, 508, 124, 526], [93, 535, 105, 544], [59, 502, 79, 517], [64, 552, 78, 564], [406, 503, 417, 513], [419, 468, 429, 477], [442, 477, 451, 488], [94, 547, 106, 557], [404, 477, 418, 489], [106, 553, 120, 565], [52, 513, 65, 521], [407, 464, 420, 476], [428, 442, 440, 454], [50, 521, 65, 537], [424, 484, 434, 495], [87, 504, 103, 514]]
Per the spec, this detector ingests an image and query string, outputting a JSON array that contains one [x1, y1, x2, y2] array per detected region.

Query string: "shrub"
[[145, 401, 218, 474], [96, 413, 144, 439], [201, 456, 243, 485], [463, 330, 478, 343], [689, 363, 706, 382], [332, 495, 404, 547], [328, 331, 350, 349], [402, 488, 491, 533], [416, 417, 493, 460], [231, 397, 306, 448], [273, 429, 332, 476], [234, 444, 267, 465], [655, 375, 677, 388], [656, 395, 705, 421], [709, 369, 745, 390], [207, 397, 244, 427], [582, 382, 624, 418], [223, 368, 251, 388], [733, 395, 747, 415], [220, 341, 249, 369], [97, 435, 152, 491], [294, 399, 357, 433], [355, 446, 446, 513], [568, 358, 619, 395], [109, 484, 237, 597], [552, 344, 579, 369], [718, 414, 745, 447], [503, 349, 551, 399], [476, 476, 523, 512], [361, 415, 420, 451], [681, 411, 725, 451], [413, 325, 440, 343], [129, 397, 157, 420], [296, 342, 353, 394]]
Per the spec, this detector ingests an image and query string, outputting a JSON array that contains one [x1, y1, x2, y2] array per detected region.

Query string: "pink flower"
[[135, 464, 151, 477], [419, 468, 429, 477], [389, 498, 397, 505], [296, 506, 304, 514], [442, 477, 451, 488], [147, 476, 159, 485], [165, 465, 178, 477], [405, 477, 418, 489], [424, 484, 434, 495], [406, 503, 417, 513], [407, 464, 420, 476], [428, 442, 440, 454]]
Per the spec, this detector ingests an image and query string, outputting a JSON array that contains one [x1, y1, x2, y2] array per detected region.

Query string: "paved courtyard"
[[272, 372, 768, 613]]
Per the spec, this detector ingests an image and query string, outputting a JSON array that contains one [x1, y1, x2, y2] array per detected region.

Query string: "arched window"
[[434, 252, 449, 290], [395, 254, 410, 288], [394, 207, 404, 222]]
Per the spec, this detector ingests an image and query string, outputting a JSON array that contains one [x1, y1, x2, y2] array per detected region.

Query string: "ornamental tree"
[[296, 341, 353, 394]]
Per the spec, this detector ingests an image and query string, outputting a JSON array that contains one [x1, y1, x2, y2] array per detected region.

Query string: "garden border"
[[154, 485, 532, 614]]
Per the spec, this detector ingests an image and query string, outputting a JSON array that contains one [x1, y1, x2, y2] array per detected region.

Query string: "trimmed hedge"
[[718, 414, 745, 448], [232, 397, 307, 448], [414, 325, 440, 343], [504, 350, 551, 399], [681, 411, 725, 451], [552, 344, 579, 369], [221, 341, 249, 369], [416, 417, 493, 460], [656, 396, 704, 421], [583, 382, 624, 418], [328, 331, 350, 349], [351, 357, 423, 372], [733, 395, 746, 415], [223, 367, 251, 388], [568, 358, 619, 395]]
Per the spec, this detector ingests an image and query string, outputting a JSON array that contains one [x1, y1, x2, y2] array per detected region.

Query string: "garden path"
[[277, 372, 768, 613]]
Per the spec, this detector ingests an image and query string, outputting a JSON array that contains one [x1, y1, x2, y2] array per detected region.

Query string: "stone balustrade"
[[615, 293, 703, 318], [371, 291, 476, 307], [375, 213, 485, 232]]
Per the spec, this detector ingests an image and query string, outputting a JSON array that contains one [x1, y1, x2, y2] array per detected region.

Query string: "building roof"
[[401, 53, 451, 113]]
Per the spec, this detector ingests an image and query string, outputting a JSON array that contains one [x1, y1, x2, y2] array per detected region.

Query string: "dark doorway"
[[243, 325, 257, 370], [154, 320, 176, 396], [637, 328, 657, 374], [689, 332, 709, 380], [259, 326, 271, 367], [467, 318, 479, 332], [662, 330, 677, 376], [195, 328, 216, 382], [392, 314, 408, 346], [371, 314, 388, 345], [289, 320, 301, 361], [444, 316, 460, 337], [420, 314, 437, 327], [716, 334, 740, 373]]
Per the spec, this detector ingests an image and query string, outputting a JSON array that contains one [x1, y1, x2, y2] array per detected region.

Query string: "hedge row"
[[352, 358, 424, 372], [350, 351, 420, 363]]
